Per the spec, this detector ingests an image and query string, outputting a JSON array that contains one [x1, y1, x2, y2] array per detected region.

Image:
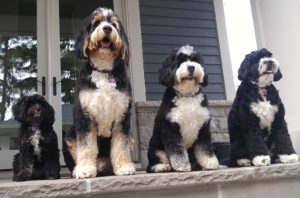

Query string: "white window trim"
[[214, 0, 236, 101]]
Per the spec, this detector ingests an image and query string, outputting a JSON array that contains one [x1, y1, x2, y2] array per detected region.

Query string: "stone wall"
[[135, 100, 232, 169]]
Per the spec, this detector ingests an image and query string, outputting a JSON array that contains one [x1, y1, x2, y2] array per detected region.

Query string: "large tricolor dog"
[[228, 48, 298, 167], [147, 45, 219, 173], [63, 7, 135, 178]]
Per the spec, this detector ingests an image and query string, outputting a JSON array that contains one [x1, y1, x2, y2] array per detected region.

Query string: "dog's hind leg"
[[194, 122, 219, 170]]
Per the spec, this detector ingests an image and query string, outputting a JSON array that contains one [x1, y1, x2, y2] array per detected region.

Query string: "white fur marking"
[[258, 57, 279, 87], [31, 129, 42, 159], [151, 164, 172, 173], [175, 61, 204, 84], [73, 164, 97, 179], [155, 150, 170, 164], [252, 155, 270, 166], [250, 101, 278, 131], [194, 144, 219, 170], [237, 158, 252, 167], [278, 154, 299, 164], [168, 93, 210, 148], [177, 45, 194, 56], [80, 71, 129, 137], [169, 154, 191, 172]]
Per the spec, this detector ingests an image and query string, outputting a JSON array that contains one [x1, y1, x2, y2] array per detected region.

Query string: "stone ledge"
[[1, 163, 300, 198]]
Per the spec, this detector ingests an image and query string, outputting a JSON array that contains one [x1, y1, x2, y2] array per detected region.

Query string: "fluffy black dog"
[[228, 48, 298, 167], [147, 45, 219, 173], [63, 7, 135, 178], [12, 94, 60, 181]]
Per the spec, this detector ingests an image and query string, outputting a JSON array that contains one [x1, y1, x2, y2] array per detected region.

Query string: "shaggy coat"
[[228, 48, 298, 167], [147, 45, 219, 173], [63, 7, 135, 178], [12, 94, 60, 181]]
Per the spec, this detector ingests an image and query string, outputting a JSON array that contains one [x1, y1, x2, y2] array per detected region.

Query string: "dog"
[[228, 48, 298, 167], [12, 94, 60, 181], [63, 7, 135, 178], [147, 45, 219, 173]]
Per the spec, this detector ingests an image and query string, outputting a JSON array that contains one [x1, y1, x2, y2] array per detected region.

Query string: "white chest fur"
[[79, 71, 130, 137], [250, 100, 278, 130], [31, 129, 42, 158], [167, 93, 210, 148]]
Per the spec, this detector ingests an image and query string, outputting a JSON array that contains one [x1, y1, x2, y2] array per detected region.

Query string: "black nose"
[[188, 66, 195, 73], [267, 61, 273, 70], [103, 26, 112, 34]]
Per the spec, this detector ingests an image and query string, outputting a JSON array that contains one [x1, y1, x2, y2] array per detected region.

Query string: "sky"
[[223, 0, 257, 89]]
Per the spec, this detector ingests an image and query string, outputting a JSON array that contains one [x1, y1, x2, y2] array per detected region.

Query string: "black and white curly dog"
[[147, 45, 219, 173], [228, 48, 298, 167], [12, 94, 60, 181], [63, 7, 135, 178]]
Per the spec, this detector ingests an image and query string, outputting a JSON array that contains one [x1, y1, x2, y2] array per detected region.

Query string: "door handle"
[[53, 77, 61, 96], [38, 76, 46, 96]]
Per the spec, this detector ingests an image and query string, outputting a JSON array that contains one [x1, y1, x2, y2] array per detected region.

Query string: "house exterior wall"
[[139, 0, 227, 101], [251, 0, 300, 153]]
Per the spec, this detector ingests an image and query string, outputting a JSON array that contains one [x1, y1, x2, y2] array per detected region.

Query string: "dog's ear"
[[274, 68, 282, 81], [75, 16, 92, 59], [238, 60, 249, 81], [37, 95, 55, 125], [117, 18, 129, 64], [159, 50, 177, 87], [200, 73, 208, 87], [13, 96, 28, 122]]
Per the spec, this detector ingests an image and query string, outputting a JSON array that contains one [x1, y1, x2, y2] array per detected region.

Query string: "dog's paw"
[[201, 155, 219, 170], [114, 163, 136, 176], [277, 154, 299, 164], [237, 158, 252, 167], [73, 164, 97, 179], [45, 170, 60, 180], [14, 170, 32, 182], [170, 154, 191, 172], [150, 164, 172, 173], [252, 155, 271, 166]]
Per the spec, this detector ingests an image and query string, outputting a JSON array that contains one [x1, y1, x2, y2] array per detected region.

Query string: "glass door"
[[0, 0, 39, 169]]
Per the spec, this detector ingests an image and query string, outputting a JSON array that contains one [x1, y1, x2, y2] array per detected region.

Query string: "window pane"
[[0, 0, 37, 150]]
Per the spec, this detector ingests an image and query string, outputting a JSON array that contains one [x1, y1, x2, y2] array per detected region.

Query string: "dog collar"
[[90, 62, 111, 74]]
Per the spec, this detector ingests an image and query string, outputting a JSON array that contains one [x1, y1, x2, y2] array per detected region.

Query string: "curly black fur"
[[228, 48, 297, 166], [12, 94, 60, 181], [147, 45, 219, 173]]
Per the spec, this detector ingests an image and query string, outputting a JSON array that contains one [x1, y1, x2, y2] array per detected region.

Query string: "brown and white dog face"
[[75, 7, 128, 70], [159, 45, 208, 96]]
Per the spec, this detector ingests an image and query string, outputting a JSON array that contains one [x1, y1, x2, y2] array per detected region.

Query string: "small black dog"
[[228, 48, 298, 167], [147, 45, 219, 173], [12, 94, 60, 181]]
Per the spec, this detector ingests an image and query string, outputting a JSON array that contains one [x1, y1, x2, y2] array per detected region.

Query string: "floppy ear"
[[36, 95, 55, 125], [238, 61, 249, 81], [159, 51, 177, 87], [12, 96, 28, 122], [201, 73, 208, 87], [274, 68, 282, 81], [118, 19, 129, 64], [75, 16, 92, 59]]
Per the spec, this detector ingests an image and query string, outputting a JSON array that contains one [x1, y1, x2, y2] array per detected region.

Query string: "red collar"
[[259, 88, 268, 97]]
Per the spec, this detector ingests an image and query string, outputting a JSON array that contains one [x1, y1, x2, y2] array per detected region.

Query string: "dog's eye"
[[92, 21, 100, 29], [112, 23, 117, 28]]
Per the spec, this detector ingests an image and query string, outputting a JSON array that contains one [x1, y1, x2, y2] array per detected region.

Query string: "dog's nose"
[[267, 61, 273, 70], [187, 66, 195, 73], [103, 26, 112, 34]]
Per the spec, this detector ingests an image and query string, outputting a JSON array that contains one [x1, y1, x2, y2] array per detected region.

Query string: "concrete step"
[[0, 162, 300, 198]]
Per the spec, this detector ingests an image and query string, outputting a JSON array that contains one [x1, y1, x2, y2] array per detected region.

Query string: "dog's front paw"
[[237, 158, 252, 167], [170, 154, 191, 172], [174, 162, 192, 172], [73, 164, 97, 179], [14, 170, 32, 182], [150, 164, 172, 173], [201, 155, 219, 170], [45, 170, 60, 180], [114, 163, 136, 176], [252, 155, 271, 166], [277, 154, 299, 164]]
